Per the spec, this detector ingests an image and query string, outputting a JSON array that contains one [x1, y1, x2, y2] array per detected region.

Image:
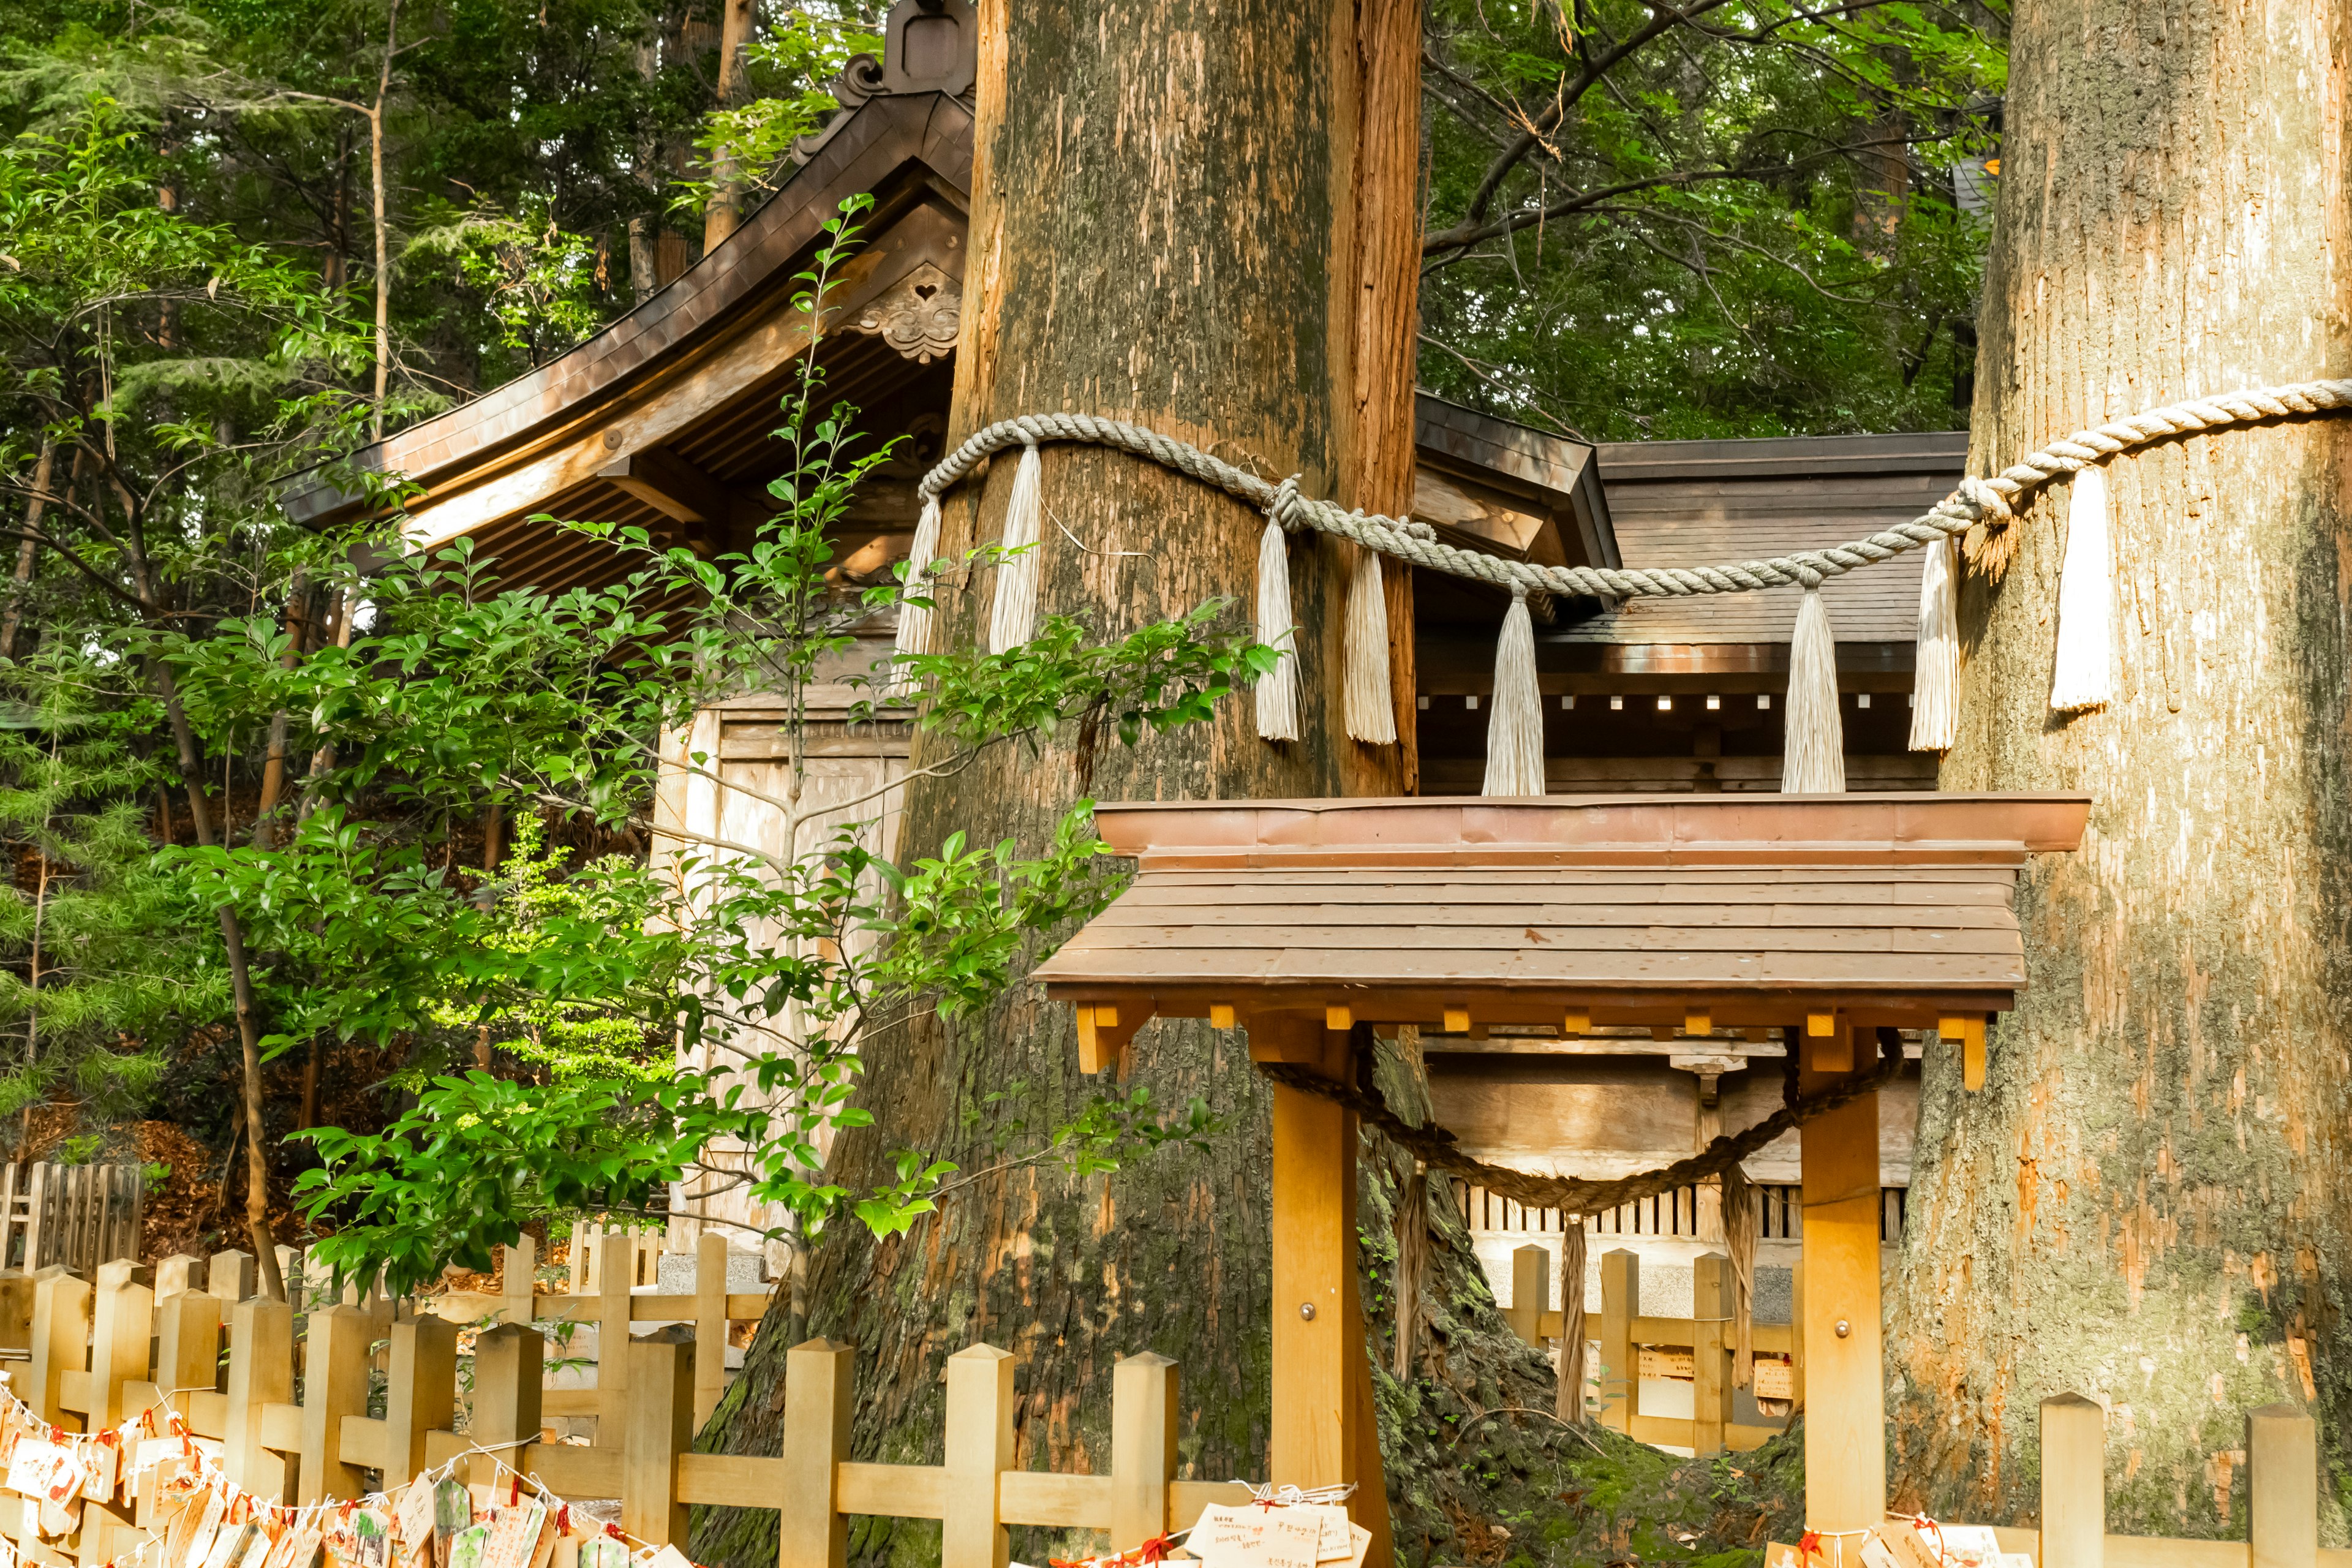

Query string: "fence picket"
[[2250, 1404, 2317, 1568], [943, 1344, 1016, 1568], [1110, 1352, 1178, 1551], [2040, 1393, 2105, 1568], [624, 1337, 693, 1547]]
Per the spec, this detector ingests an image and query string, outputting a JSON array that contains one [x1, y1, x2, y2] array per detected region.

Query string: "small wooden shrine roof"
[[1031, 794, 2089, 1030]]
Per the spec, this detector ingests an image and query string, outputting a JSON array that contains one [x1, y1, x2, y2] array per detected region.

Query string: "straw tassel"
[[1780, 583, 1845, 793], [888, 492, 943, 696], [1907, 533, 1959, 751], [1481, 587, 1545, 796], [2049, 463, 2113, 714], [987, 440, 1043, 654], [1253, 516, 1300, 742], [1343, 548, 1397, 744]]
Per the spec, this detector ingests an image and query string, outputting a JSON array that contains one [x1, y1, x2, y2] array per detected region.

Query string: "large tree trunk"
[[1886, 0, 2352, 1532], [687, 2, 1578, 1564]]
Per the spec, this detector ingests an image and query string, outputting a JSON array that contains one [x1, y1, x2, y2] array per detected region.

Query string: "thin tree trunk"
[[252, 570, 314, 848], [1885, 0, 2352, 1528], [368, 0, 399, 441], [701, 0, 756, 252], [0, 438, 57, 660]]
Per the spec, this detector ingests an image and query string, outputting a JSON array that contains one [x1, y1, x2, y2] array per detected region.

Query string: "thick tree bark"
[[1885, 0, 2352, 1532], [685, 2, 1533, 1564]]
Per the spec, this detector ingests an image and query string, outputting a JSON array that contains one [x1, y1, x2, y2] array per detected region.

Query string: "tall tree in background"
[[1885, 0, 2352, 1530]]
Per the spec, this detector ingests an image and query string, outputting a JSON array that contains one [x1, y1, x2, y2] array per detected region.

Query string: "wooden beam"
[[598, 447, 738, 530], [1799, 1036, 1883, 1534], [1076, 1003, 1150, 1074]]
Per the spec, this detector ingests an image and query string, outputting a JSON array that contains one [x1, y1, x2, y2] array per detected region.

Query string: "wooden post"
[[385, 1316, 458, 1483], [503, 1234, 538, 1327], [469, 1324, 545, 1489], [1597, 1250, 1637, 1432], [0, 1271, 31, 1353], [1110, 1352, 1177, 1550], [276, 1245, 304, 1310], [1691, 1253, 1732, 1458], [300, 1305, 372, 1502], [693, 1231, 729, 1427], [624, 1337, 693, 1547], [1788, 1260, 1806, 1412], [1800, 1026, 1884, 1533], [209, 1250, 256, 1304], [2039, 1393, 2105, 1568], [572, 1222, 601, 1294], [598, 1231, 632, 1446], [23, 1162, 48, 1271], [1504, 1244, 1548, 1346], [156, 1254, 208, 1298], [89, 1265, 154, 1430], [2249, 1404, 2316, 1568], [154, 1290, 224, 1417], [1260, 1016, 1389, 1558], [943, 1344, 1015, 1568], [225, 1297, 295, 1499], [28, 1268, 90, 1428], [778, 1340, 853, 1568]]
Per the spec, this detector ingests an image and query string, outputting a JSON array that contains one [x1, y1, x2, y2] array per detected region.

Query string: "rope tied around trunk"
[[916, 380, 2352, 605]]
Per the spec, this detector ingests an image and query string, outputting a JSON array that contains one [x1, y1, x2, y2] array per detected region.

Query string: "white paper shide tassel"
[[987, 440, 1044, 654], [1780, 584, 1845, 793], [2049, 463, 2114, 714], [1253, 518, 1300, 742], [1907, 533, 1958, 751], [888, 492, 943, 697], [1481, 588, 1545, 796], [1343, 548, 1398, 744]]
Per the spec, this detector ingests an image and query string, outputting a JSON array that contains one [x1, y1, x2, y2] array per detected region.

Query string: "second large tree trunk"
[[693, 2, 1448, 1564], [1886, 0, 2352, 1531]]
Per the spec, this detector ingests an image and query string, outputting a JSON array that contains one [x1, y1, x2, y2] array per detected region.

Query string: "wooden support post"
[[503, 1234, 537, 1326], [209, 1250, 255, 1304], [1962, 1016, 1986, 1091], [571, 1222, 600, 1294], [2249, 1404, 2317, 1568], [276, 1245, 304, 1309], [225, 1297, 294, 1499], [1111, 1352, 1177, 1550], [28, 1269, 90, 1428], [0, 1272, 31, 1354], [599, 1231, 632, 1445], [154, 1289, 223, 1417], [778, 1340, 853, 1568], [385, 1316, 458, 1483], [1692, 1253, 1734, 1457], [2039, 1393, 2105, 1568], [624, 1337, 693, 1547], [89, 1267, 154, 1431], [1597, 1250, 1637, 1431], [1800, 1027, 1883, 1532], [1787, 1261, 1806, 1415], [469, 1324, 545, 1490], [1504, 1244, 1548, 1346], [1262, 1017, 1390, 1561], [943, 1344, 1016, 1568], [300, 1305, 372, 1502], [693, 1231, 729, 1427]]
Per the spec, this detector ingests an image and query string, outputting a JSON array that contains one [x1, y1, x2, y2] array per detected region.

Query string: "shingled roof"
[[1564, 431, 1969, 647]]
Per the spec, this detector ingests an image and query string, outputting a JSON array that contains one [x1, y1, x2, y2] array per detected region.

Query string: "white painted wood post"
[[2249, 1404, 2317, 1568], [943, 1344, 1016, 1568], [2039, 1393, 2105, 1568], [778, 1340, 853, 1568]]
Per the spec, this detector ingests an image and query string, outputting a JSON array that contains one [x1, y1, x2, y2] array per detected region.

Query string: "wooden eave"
[[282, 88, 975, 537], [1030, 793, 2089, 1033]]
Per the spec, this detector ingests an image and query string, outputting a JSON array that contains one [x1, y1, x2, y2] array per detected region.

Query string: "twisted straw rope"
[[918, 381, 2352, 598]]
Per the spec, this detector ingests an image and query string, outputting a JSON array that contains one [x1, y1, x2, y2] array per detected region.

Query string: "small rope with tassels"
[[899, 382, 2352, 784]]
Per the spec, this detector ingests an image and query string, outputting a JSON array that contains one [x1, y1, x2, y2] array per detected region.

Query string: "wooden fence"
[[1499, 1243, 1798, 1454], [1457, 1179, 1907, 1243], [0, 1242, 1250, 1568], [0, 1164, 143, 1276]]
